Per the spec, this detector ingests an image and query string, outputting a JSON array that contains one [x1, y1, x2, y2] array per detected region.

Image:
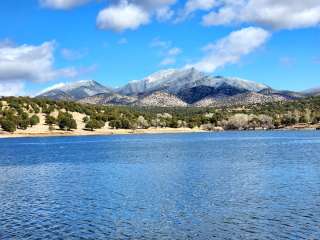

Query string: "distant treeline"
[[0, 96, 320, 133]]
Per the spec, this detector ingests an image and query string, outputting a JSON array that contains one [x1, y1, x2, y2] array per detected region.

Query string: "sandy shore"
[[0, 127, 207, 139], [0, 112, 318, 139]]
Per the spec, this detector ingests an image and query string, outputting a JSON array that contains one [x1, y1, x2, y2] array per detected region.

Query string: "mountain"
[[303, 87, 320, 96], [37, 68, 313, 107], [78, 92, 137, 105], [135, 91, 188, 107], [194, 92, 287, 107], [258, 88, 305, 99], [117, 68, 269, 100], [38, 80, 112, 101]]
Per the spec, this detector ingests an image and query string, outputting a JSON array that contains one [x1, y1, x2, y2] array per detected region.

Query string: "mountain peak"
[[38, 79, 112, 100], [118, 68, 268, 96]]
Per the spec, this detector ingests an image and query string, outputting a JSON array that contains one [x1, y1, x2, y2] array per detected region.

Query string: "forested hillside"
[[0, 96, 320, 133]]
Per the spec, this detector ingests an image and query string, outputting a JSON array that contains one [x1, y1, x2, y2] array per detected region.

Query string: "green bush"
[[85, 119, 105, 131], [109, 120, 122, 129], [1, 119, 17, 133], [30, 115, 40, 126], [45, 115, 56, 125], [57, 112, 77, 131]]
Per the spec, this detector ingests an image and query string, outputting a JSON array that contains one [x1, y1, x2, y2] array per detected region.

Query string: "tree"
[[30, 115, 40, 126], [17, 113, 30, 130], [136, 116, 149, 129], [45, 115, 56, 125], [120, 118, 131, 129], [57, 112, 77, 131], [1, 119, 16, 133], [109, 120, 122, 129], [83, 116, 89, 123], [226, 114, 249, 130], [85, 119, 105, 131]]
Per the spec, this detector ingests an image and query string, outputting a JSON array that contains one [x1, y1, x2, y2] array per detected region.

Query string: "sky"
[[0, 0, 319, 96]]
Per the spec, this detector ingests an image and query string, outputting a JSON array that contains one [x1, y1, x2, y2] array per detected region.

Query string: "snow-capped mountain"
[[38, 80, 113, 100], [37, 68, 305, 107], [117, 68, 269, 97]]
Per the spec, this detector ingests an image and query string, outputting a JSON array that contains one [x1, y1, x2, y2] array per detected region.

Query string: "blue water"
[[1, 131, 320, 239]]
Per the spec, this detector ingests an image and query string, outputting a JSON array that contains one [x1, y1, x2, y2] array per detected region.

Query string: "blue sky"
[[0, 0, 319, 96]]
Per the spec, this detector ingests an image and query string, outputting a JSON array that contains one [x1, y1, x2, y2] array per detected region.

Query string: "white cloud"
[[156, 6, 174, 21], [0, 41, 96, 96], [0, 41, 57, 82], [202, 0, 320, 30], [97, 2, 150, 32], [184, 0, 217, 17], [96, 0, 177, 31], [39, 0, 91, 9], [133, 0, 176, 10], [185, 27, 270, 72]]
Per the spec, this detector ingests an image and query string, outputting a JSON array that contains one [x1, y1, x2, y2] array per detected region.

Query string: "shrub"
[[109, 120, 122, 129], [57, 112, 77, 131], [45, 115, 56, 125], [30, 115, 40, 126], [83, 116, 89, 123], [85, 119, 105, 131], [1, 119, 17, 133]]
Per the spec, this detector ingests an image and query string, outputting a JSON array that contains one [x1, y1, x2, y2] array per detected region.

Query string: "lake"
[[1, 131, 320, 239]]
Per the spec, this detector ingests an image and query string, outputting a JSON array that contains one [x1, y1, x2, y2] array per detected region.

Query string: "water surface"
[[1, 131, 320, 239]]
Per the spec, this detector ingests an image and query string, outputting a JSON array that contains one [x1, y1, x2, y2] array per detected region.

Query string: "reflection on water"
[[1, 131, 320, 239]]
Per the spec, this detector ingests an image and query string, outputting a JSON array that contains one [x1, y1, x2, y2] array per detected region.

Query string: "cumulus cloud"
[[0, 41, 58, 83], [156, 6, 175, 21], [177, 0, 217, 21], [39, 0, 91, 9], [133, 0, 176, 9], [0, 41, 96, 96], [97, 1, 150, 32], [185, 27, 270, 72], [40, 0, 320, 31], [202, 0, 320, 30], [96, 0, 178, 31]]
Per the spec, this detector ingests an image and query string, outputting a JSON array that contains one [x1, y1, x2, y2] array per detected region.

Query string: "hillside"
[[0, 96, 319, 137]]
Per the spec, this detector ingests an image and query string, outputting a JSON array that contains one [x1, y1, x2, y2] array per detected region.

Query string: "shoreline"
[[0, 126, 319, 139], [0, 127, 207, 139]]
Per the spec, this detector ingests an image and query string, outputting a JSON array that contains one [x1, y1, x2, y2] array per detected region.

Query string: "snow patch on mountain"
[[118, 68, 269, 96]]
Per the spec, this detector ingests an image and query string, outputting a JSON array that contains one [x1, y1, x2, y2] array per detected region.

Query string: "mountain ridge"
[[37, 68, 312, 107]]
